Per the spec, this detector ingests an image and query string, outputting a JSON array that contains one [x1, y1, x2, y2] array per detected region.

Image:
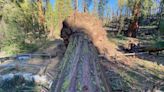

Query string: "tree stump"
[[51, 32, 111, 92]]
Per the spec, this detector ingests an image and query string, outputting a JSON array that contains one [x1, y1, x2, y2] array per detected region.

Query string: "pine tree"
[[54, 0, 73, 38], [125, 0, 155, 37], [65, 0, 73, 17], [45, 1, 55, 38], [117, 0, 126, 35]]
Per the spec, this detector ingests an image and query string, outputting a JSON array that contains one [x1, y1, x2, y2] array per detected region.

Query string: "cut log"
[[51, 33, 111, 92]]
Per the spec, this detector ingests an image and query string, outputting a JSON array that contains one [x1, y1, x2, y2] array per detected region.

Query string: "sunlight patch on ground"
[[134, 58, 164, 79]]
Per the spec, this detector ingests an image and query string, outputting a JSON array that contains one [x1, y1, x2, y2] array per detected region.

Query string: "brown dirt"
[[62, 12, 131, 64]]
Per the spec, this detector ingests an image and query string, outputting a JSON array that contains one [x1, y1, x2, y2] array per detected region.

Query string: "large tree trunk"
[[127, 20, 138, 38], [127, 1, 140, 38], [51, 31, 111, 92]]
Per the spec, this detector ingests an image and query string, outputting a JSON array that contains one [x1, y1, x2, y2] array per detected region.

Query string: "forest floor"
[[101, 36, 164, 91], [0, 40, 66, 91], [0, 12, 164, 91], [0, 37, 164, 91], [61, 11, 164, 91], [32, 38, 164, 91]]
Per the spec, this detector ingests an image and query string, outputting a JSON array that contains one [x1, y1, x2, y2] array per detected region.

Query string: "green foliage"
[[55, 0, 73, 21], [0, 0, 73, 55], [53, 0, 73, 37], [159, 19, 164, 34], [45, 2, 54, 28], [141, 0, 155, 16], [126, 0, 158, 17], [0, 0, 46, 55], [154, 40, 164, 48], [118, 0, 126, 9]]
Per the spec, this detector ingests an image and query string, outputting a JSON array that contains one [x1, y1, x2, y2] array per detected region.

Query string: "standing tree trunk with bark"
[[127, 1, 140, 38]]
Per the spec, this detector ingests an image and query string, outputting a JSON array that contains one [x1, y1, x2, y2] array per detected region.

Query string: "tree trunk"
[[83, 0, 88, 12], [51, 32, 111, 92], [127, 1, 141, 38], [117, 8, 124, 35], [93, 0, 98, 15], [127, 20, 138, 38], [74, 0, 78, 11], [37, 0, 45, 25]]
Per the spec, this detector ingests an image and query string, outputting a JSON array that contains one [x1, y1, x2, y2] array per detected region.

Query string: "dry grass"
[[134, 58, 164, 79]]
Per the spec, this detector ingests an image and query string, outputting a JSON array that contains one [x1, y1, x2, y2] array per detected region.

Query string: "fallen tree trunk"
[[50, 12, 131, 92], [51, 33, 111, 92]]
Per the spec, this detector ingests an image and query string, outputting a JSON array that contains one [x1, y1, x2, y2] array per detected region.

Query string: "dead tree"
[[50, 12, 129, 91], [51, 22, 111, 92]]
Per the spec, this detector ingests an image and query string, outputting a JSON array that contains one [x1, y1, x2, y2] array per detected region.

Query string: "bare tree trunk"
[[74, 0, 78, 11], [127, 1, 141, 38], [83, 0, 88, 12], [117, 8, 124, 35]]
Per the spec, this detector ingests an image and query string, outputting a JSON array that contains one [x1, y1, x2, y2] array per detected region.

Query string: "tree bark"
[[51, 32, 111, 92], [127, 1, 141, 38]]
